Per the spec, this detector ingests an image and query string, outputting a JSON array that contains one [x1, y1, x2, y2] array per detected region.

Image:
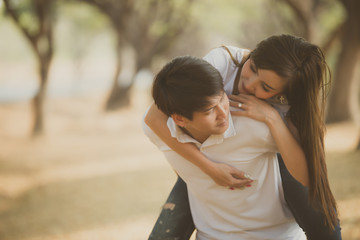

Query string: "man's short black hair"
[[152, 56, 224, 120]]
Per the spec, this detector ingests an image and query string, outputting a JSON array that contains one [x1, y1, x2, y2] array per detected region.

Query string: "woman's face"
[[238, 59, 287, 99]]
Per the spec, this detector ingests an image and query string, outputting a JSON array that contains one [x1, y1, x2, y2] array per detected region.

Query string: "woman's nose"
[[245, 77, 259, 94]]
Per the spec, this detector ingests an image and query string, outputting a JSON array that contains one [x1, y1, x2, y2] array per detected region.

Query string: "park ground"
[[0, 90, 359, 240]]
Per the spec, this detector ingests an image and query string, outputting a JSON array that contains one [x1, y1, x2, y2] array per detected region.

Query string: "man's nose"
[[216, 104, 227, 119]]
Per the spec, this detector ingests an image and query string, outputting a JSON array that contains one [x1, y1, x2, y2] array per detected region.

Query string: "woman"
[[145, 34, 340, 239]]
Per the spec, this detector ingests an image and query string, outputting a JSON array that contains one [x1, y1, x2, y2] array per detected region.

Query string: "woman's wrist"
[[198, 157, 218, 177], [265, 109, 282, 128]]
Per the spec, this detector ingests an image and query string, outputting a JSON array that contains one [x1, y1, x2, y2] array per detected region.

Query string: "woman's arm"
[[229, 94, 309, 186], [144, 103, 253, 188], [267, 112, 309, 186]]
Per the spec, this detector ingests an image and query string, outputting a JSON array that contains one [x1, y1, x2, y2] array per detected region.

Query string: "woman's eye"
[[250, 65, 256, 73], [262, 84, 270, 92], [250, 63, 257, 73]]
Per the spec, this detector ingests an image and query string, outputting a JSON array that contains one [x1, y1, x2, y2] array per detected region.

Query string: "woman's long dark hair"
[[249, 34, 338, 229]]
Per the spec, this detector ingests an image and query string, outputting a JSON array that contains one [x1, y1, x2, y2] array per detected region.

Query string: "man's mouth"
[[217, 119, 228, 128]]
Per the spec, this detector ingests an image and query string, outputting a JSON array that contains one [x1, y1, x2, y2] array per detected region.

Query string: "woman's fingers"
[[213, 162, 254, 190], [228, 169, 254, 189], [232, 171, 253, 180], [229, 101, 244, 108], [229, 94, 249, 101], [228, 94, 254, 109], [229, 179, 253, 189]]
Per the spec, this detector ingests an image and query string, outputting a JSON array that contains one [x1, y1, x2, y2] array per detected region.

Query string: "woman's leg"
[[148, 176, 195, 240], [278, 153, 342, 240]]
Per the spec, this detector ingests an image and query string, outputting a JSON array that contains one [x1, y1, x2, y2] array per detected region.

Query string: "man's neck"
[[179, 127, 209, 144]]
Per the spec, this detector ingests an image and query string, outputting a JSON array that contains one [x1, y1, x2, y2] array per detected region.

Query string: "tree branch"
[[3, 0, 38, 50], [321, 22, 345, 55], [280, 0, 311, 38]]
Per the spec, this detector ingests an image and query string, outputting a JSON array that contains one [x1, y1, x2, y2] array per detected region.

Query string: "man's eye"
[[204, 108, 213, 114]]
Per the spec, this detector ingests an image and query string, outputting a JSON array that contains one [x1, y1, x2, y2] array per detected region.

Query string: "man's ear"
[[171, 114, 187, 127]]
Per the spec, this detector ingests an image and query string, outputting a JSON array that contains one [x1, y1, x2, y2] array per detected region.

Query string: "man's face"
[[183, 92, 229, 143]]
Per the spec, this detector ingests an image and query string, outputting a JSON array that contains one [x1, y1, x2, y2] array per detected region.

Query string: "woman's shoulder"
[[223, 46, 250, 60], [203, 46, 249, 65]]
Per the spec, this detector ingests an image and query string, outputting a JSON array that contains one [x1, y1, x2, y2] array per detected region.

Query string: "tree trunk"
[[326, 1, 360, 123], [32, 84, 46, 136], [104, 37, 132, 111], [104, 59, 148, 111], [4, 0, 54, 136], [280, 0, 317, 41], [104, 84, 133, 111], [32, 53, 52, 136], [104, 41, 152, 111]]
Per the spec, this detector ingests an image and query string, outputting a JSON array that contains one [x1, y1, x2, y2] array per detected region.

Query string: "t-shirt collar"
[[167, 113, 236, 148]]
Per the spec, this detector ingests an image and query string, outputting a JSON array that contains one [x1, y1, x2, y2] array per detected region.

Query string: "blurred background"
[[0, 0, 359, 239]]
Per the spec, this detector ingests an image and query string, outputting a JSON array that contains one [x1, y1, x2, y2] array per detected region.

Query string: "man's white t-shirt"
[[143, 47, 306, 239], [143, 113, 305, 239]]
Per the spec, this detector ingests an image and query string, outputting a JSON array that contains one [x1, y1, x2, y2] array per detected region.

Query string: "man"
[[142, 56, 306, 240]]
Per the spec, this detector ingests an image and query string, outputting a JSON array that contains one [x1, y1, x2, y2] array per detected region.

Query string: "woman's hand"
[[229, 94, 280, 124], [206, 162, 253, 190], [230, 94, 309, 186]]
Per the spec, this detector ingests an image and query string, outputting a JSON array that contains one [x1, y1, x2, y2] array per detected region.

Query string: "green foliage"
[[7, 0, 40, 35], [59, 1, 109, 30], [0, 17, 34, 62], [192, 0, 247, 42], [55, 1, 113, 59], [189, 0, 346, 50], [317, 0, 346, 41], [1, 0, 348, 72], [19, 10, 39, 34], [0, 1, 5, 19], [148, 0, 192, 38]]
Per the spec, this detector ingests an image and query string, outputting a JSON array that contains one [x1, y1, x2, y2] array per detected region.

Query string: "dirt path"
[[0, 92, 359, 239]]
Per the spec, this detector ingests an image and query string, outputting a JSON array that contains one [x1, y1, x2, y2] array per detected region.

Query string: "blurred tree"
[[276, 0, 346, 53], [57, 2, 110, 83], [279, 0, 360, 124], [326, 0, 360, 123], [278, 0, 322, 41], [3, 0, 54, 136], [75, 0, 195, 110]]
